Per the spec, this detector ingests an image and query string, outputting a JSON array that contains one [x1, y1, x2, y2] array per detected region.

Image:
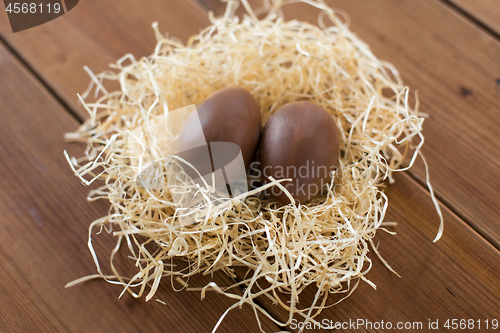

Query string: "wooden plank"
[[1, 0, 500, 331], [233, 172, 500, 332], [448, 0, 500, 37], [0, 44, 280, 333], [2, 0, 499, 248], [0, 0, 212, 120], [196, 0, 500, 248], [296, 0, 500, 248], [194, 0, 500, 329], [355, 0, 500, 248], [0, 0, 498, 251]]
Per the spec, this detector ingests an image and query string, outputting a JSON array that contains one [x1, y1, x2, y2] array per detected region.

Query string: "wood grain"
[[197, 0, 500, 248], [2, 0, 499, 247], [194, 0, 500, 330], [0, 0, 212, 120], [1, 0, 500, 332], [0, 44, 280, 333], [340, 0, 500, 249], [233, 172, 500, 332], [448, 0, 500, 36]]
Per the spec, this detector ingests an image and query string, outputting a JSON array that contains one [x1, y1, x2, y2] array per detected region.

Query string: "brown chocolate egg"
[[259, 101, 340, 204], [176, 87, 261, 179]]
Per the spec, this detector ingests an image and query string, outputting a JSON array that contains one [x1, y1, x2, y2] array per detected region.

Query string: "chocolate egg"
[[259, 101, 340, 204], [176, 87, 261, 176]]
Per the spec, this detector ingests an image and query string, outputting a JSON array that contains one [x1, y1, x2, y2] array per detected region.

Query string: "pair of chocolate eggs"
[[176, 87, 340, 204]]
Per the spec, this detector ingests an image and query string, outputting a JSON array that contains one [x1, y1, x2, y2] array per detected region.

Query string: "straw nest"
[[64, 0, 442, 331]]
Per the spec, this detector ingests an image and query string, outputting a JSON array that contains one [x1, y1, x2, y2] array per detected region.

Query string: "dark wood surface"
[[0, 0, 499, 332], [449, 0, 500, 36], [199, 0, 500, 250], [0, 0, 211, 120], [0, 40, 279, 333], [234, 172, 500, 332]]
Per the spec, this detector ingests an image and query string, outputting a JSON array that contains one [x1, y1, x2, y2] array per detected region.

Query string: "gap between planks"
[[192, 1, 500, 251], [0, 21, 284, 332], [1, 1, 500, 331], [439, 0, 500, 41], [1, 0, 496, 261], [404, 166, 500, 253], [0, 0, 498, 292], [0, 36, 84, 124], [415, 0, 500, 251], [0, 38, 282, 333], [193, 0, 500, 254]]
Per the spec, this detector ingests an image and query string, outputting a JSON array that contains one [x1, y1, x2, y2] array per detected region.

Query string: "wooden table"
[[0, 0, 499, 332]]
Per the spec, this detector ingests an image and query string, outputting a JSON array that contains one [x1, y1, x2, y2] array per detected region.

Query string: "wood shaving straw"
[[64, 0, 443, 331]]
